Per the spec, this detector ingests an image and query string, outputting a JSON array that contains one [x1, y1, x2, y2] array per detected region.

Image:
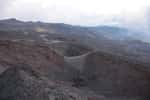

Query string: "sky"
[[0, 0, 150, 28]]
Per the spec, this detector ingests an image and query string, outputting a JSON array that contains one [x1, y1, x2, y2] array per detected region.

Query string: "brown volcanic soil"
[[0, 40, 64, 78], [83, 51, 150, 98]]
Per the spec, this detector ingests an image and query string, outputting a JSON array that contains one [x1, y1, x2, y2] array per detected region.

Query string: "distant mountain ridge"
[[0, 18, 145, 42]]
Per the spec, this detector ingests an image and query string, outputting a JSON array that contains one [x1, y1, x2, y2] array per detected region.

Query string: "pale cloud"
[[0, 0, 16, 16], [0, 0, 150, 27]]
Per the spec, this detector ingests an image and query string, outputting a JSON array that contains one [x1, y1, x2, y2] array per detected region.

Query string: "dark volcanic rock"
[[83, 51, 150, 98], [0, 66, 49, 100], [0, 66, 105, 100]]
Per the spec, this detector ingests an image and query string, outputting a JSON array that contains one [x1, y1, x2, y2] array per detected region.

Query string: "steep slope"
[[82, 51, 150, 98], [0, 40, 65, 79]]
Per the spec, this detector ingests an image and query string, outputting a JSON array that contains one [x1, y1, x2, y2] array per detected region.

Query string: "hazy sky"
[[0, 0, 150, 27]]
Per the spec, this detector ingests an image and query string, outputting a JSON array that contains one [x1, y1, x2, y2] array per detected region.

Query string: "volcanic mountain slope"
[[0, 40, 149, 100], [0, 66, 105, 100], [1, 18, 150, 64], [0, 19, 150, 100], [0, 40, 105, 100], [53, 44, 150, 99], [0, 40, 66, 79], [47, 40, 150, 99], [81, 51, 150, 98]]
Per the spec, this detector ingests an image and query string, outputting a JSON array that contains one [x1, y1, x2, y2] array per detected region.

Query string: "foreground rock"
[[0, 66, 105, 100]]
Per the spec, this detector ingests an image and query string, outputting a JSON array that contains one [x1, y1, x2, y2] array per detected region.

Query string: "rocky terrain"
[[0, 19, 150, 100], [0, 65, 105, 100]]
